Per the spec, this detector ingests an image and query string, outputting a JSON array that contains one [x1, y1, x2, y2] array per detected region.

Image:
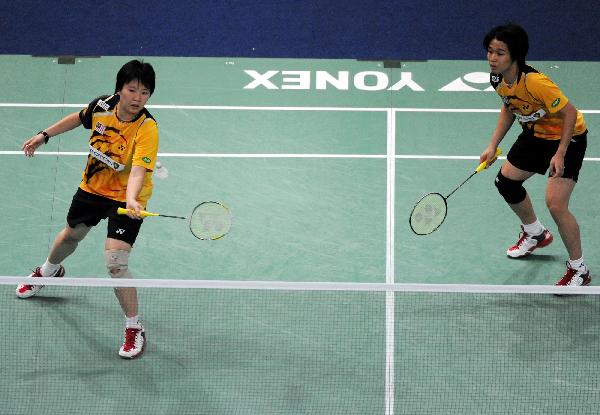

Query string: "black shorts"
[[507, 129, 587, 182], [66, 188, 143, 246]]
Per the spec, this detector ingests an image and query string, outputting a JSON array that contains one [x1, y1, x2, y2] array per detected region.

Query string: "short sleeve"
[[132, 118, 159, 171], [526, 73, 569, 114], [78, 96, 108, 129]]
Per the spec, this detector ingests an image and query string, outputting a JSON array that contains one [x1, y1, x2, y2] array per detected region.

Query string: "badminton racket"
[[409, 147, 502, 235], [117, 201, 232, 240]]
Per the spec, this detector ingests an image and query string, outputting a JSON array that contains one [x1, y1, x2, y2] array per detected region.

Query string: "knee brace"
[[105, 249, 132, 278], [495, 171, 527, 204]]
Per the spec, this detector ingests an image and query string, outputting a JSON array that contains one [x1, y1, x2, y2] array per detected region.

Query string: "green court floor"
[[1, 55, 599, 414]]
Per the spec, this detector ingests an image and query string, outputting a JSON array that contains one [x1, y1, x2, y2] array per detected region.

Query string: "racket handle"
[[475, 147, 502, 173], [116, 207, 159, 218]]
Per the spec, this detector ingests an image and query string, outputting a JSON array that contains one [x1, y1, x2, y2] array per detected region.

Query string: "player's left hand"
[[549, 154, 565, 178], [22, 133, 46, 157]]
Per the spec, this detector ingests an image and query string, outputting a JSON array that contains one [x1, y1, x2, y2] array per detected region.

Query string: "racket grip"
[[116, 207, 158, 218], [475, 147, 502, 173]]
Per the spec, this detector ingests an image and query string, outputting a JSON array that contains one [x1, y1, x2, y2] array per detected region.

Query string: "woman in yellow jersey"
[[480, 24, 590, 287], [17, 60, 158, 358]]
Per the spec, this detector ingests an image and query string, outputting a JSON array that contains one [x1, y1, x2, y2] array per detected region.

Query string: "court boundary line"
[[1, 103, 599, 113], [6, 151, 600, 163], [386, 109, 396, 284], [385, 109, 395, 415]]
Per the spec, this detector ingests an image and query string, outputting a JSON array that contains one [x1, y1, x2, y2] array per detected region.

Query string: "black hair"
[[483, 23, 529, 71], [115, 59, 156, 95]]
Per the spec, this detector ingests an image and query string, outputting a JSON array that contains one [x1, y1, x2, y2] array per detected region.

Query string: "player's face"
[[487, 39, 515, 75], [117, 79, 151, 119]]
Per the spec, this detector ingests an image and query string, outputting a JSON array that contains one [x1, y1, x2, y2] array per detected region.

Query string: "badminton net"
[[0, 276, 598, 415]]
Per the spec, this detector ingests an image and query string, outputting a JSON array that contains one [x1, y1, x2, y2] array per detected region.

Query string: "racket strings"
[[408, 148, 501, 235], [409, 193, 447, 235], [189, 202, 232, 240]]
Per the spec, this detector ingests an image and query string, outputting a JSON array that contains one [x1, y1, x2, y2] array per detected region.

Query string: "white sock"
[[569, 257, 585, 270], [40, 259, 61, 277], [125, 315, 141, 328], [523, 220, 544, 236]]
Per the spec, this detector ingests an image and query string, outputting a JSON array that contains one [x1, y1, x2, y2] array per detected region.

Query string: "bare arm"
[[549, 101, 578, 178], [480, 105, 516, 167], [124, 165, 149, 219], [22, 112, 83, 157]]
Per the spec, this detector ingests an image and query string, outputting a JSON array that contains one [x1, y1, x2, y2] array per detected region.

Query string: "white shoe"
[[16, 266, 65, 298], [506, 226, 553, 258], [119, 325, 146, 359], [556, 262, 591, 286]]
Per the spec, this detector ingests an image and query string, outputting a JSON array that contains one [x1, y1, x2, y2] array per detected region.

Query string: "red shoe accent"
[[556, 263, 591, 286], [119, 327, 146, 359], [16, 266, 65, 298], [507, 227, 553, 258], [16, 267, 43, 296]]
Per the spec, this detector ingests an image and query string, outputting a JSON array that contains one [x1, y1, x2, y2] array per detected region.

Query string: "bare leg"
[[546, 177, 581, 260], [48, 224, 91, 264], [507, 194, 537, 225], [105, 238, 138, 318]]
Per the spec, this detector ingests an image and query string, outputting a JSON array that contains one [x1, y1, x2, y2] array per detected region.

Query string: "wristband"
[[38, 130, 50, 144]]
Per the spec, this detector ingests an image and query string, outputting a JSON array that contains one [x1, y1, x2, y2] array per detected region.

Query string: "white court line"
[[386, 109, 396, 283], [0, 151, 491, 161], [0, 103, 85, 108], [385, 109, 396, 415], [0, 103, 436, 111], [7, 151, 600, 163], [1, 103, 599, 113], [0, 151, 388, 158], [0, 103, 383, 111]]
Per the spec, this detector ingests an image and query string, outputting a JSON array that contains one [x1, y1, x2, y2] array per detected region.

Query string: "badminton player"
[[17, 59, 159, 358], [479, 24, 590, 287]]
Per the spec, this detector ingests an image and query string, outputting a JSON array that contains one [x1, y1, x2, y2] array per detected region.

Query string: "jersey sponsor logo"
[[98, 99, 110, 111], [551, 98, 561, 108], [88, 144, 125, 172], [514, 109, 547, 123], [95, 122, 106, 135], [242, 70, 495, 92]]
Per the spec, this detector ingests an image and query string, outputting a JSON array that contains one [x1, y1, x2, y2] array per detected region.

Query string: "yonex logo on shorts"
[[116, 229, 126, 235], [551, 98, 561, 108]]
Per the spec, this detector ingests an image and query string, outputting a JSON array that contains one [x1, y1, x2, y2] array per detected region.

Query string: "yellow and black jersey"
[[78, 94, 159, 205], [490, 65, 586, 140]]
